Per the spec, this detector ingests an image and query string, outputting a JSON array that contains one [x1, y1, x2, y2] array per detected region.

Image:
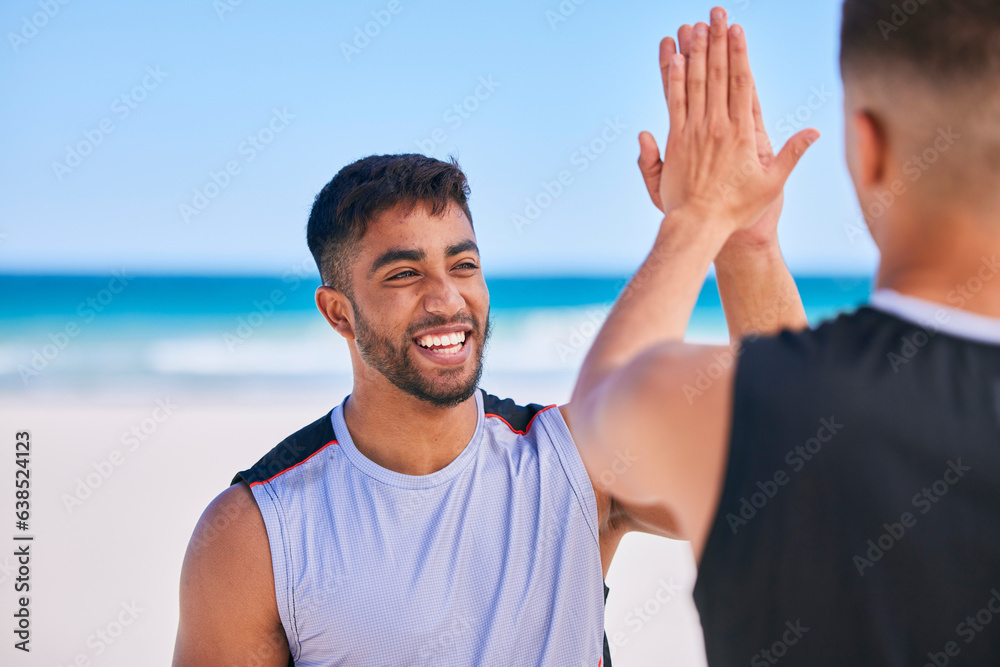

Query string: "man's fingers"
[[687, 22, 709, 121], [637, 131, 661, 173], [752, 85, 775, 158], [637, 131, 664, 210], [772, 129, 821, 185], [727, 24, 753, 125], [678, 24, 693, 58], [659, 36, 677, 107], [705, 7, 730, 121], [752, 85, 765, 134], [661, 36, 678, 60], [667, 52, 687, 131]]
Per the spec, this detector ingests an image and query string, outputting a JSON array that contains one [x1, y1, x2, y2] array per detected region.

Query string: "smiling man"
[[171, 96, 804, 664]]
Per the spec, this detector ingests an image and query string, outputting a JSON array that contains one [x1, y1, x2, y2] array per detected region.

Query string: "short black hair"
[[306, 154, 474, 292], [840, 0, 1000, 80]]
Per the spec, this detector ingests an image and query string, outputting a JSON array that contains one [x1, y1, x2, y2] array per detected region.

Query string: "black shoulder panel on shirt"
[[480, 388, 551, 433], [603, 582, 612, 667], [231, 410, 336, 486]]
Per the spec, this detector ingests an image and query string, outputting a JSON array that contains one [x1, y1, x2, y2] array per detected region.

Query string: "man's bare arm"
[[569, 9, 818, 544], [714, 244, 806, 338], [172, 482, 290, 666], [579, 342, 735, 554]]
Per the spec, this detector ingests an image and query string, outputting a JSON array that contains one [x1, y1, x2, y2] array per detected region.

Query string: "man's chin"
[[411, 384, 478, 409], [406, 363, 481, 408]]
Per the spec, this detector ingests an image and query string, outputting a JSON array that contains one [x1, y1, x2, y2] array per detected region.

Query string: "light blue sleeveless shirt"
[[233, 388, 607, 666]]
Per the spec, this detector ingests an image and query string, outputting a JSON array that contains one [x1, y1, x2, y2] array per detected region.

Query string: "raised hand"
[[640, 24, 785, 250], [638, 8, 818, 240]]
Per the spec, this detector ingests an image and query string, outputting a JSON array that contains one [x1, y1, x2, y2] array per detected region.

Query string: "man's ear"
[[315, 286, 355, 340], [848, 109, 889, 191]]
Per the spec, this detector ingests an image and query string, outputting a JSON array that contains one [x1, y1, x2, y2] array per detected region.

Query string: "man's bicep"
[[587, 343, 733, 543], [172, 482, 290, 667]]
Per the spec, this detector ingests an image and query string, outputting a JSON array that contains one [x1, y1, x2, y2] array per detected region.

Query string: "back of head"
[[841, 0, 1000, 79], [840, 0, 1000, 209], [307, 154, 473, 295]]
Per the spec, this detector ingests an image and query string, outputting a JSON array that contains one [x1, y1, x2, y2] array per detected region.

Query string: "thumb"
[[772, 129, 820, 185], [637, 131, 663, 210]]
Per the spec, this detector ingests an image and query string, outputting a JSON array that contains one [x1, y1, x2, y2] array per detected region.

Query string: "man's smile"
[[412, 327, 472, 365]]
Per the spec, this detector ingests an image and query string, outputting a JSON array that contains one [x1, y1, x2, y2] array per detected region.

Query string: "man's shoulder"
[[188, 481, 263, 556], [231, 410, 338, 487], [740, 305, 881, 359], [480, 388, 559, 435], [176, 480, 288, 664]]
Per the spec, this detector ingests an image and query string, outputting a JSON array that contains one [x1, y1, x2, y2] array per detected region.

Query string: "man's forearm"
[[572, 209, 730, 404], [714, 240, 808, 342]]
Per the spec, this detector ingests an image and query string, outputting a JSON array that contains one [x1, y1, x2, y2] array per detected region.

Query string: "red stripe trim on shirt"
[[484, 404, 558, 435], [249, 440, 338, 487]]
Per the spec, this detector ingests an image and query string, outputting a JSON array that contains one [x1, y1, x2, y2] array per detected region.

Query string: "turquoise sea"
[[0, 274, 872, 393]]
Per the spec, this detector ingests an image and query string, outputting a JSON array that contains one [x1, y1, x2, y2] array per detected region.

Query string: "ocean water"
[[0, 274, 872, 394]]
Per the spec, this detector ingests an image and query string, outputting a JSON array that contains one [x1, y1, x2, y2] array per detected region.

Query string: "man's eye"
[[456, 263, 478, 270], [390, 270, 417, 279]]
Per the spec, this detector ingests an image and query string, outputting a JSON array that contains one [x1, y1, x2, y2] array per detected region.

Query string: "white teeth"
[[416, 331, 468, 349]]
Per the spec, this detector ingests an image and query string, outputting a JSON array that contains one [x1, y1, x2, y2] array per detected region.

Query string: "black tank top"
[[694, 306, 1000, 665]]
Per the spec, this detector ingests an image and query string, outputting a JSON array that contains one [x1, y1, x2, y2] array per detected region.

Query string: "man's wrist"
[[715, 234, 784, 274], [656, 207, 735, 257]]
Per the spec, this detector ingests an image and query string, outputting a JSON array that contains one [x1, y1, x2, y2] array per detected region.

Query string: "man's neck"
[[342, 381, 479, 476], [875, 213, 1000, 319]]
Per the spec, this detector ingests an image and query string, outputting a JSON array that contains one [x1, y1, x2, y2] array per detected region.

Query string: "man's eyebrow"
[[446, 239, 479, 257], [369, 247, 426, 278]]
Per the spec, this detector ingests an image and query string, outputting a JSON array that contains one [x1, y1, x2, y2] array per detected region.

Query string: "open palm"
[[637, 23, 792, 250]]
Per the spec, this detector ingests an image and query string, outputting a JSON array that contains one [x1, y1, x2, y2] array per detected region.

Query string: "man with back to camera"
[[170, 9, 815, 664], [570, 1, 1000, 664]]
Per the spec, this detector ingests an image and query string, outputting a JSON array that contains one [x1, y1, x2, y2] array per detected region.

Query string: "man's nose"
[[423, 275, 465, 316]]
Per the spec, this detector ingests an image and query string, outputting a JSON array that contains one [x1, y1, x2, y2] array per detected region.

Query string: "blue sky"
[[0, 0, 876, 277]]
